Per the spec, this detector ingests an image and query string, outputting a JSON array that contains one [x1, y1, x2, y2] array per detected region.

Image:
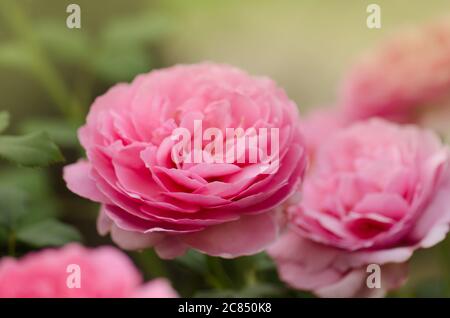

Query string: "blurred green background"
[[0, 0, 449, 297]]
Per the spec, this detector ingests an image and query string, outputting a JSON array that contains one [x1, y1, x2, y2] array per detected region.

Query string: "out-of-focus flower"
[[300, 107, 347, 160], [0, 244, 178, 298], [341, 18, 450, 126], [64, 63, 306, 259], [269, 119, 450, 297]]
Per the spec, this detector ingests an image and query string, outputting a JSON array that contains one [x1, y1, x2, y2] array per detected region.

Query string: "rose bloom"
[[300, 107, 347, 160], [269, 119, 450, 297], [341, 18, 450, 125], [64, 63, 306, 259], [0, 244, 178, 298]]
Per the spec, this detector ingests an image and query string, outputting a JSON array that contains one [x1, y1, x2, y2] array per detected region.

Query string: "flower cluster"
[[269, 119, 450, 297], [54, 17, 450, 297]]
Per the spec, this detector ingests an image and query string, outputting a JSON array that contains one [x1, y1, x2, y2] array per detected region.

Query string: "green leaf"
[[0, 186, 27, 231], [0, 111, 9, 133], [20, 118, 79, 147], [0, 131, 64, 167], [16, 219, 82, 247], [176, 250, 208, 274], [0, 168, 59, 224]]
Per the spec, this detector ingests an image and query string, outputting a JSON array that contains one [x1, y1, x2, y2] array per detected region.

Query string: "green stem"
[[205, 273, 226, 290], [133, 250, 170, 279], [206, 257, 234, 290], [245, 267, 257, 286]]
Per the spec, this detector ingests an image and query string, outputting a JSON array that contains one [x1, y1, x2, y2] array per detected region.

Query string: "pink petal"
[[353, 193, 409, 221], [268, 231, 341, 290], [154, 236, 188, 259], [110, 224, 164, 250], [316, 263, 408, 298], [189, 163, 241, 179], [181, 212, 279, 258], [63, 160, 110, 203], [97, 207, 113, 235], [133, 279, 178, 298]]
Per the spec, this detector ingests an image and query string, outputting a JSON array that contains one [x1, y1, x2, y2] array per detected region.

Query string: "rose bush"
[[269, 119, 450, 297], [64, 63, 306, 259], [0, 244, 177, 298]]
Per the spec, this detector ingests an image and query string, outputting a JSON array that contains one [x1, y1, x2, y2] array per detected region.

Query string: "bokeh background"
[[1, 0, 450, 297]]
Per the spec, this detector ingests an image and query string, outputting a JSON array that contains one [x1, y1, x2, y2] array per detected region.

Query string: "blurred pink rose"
[[64, 63, 306, 259], [341, 18, 450, 124], [269, 119, 450, 297], [0, 244, 178, 298], [301, 107, 347, 160]]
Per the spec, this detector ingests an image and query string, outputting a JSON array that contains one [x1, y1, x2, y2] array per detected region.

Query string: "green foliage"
[[16, 219, 81, 247], [0, 112, 65, 167], [0, 2, 174, 260], [20, 118, 79, 148], [34, 22, 91, 65], [31, 13, 171, 84], [0, 168, 58, 222], [0, 187, 28, 231], [176, 250, 208, 274], [0, 168, 81, 254], [0, 131, 64, 167]]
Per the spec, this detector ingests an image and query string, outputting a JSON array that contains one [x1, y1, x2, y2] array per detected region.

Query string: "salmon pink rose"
[[64, 63, 306, 259], [0, 244, 178, 298], [341, 18, 450, 126], [269, 119, 450, 297]]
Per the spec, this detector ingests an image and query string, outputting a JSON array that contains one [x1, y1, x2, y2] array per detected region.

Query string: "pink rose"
[[341, 18, 450, 123], [300, 107, 347, 160], [64, 63, 306, 259], [269, 119, 450, 297], [0, 244, 178, 298]]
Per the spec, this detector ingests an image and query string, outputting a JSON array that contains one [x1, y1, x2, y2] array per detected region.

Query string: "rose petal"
[[63, 161, 110, 203], [182, 212, 279, 258]]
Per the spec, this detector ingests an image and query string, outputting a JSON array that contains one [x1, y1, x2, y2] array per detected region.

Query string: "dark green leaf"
[[20, 118, 79, 147], [17, 219, 82, 247], [0, 168, 59, 224], [176, 250, 208, 274], [0, 186, 27, 230], [0, 131, 64, 167]]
